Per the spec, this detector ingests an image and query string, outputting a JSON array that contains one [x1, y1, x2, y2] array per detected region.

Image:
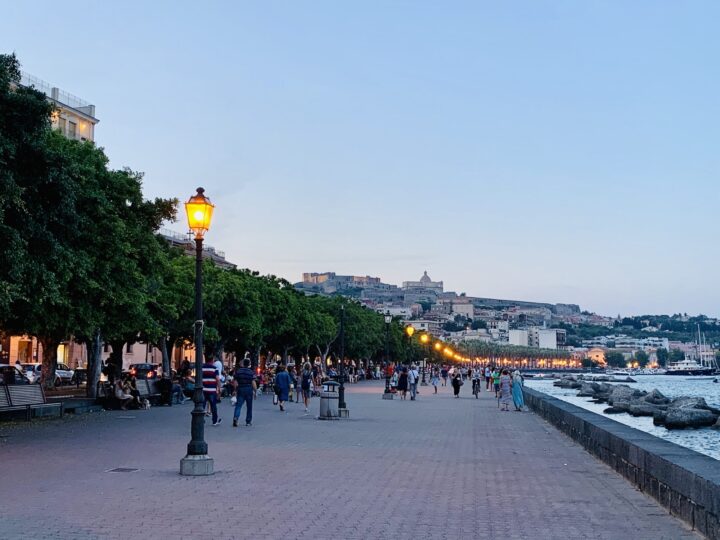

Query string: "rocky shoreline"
[[553, 374, 720, 430]]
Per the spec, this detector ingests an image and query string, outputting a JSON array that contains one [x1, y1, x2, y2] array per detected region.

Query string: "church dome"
[[420, 271, 431, 283]]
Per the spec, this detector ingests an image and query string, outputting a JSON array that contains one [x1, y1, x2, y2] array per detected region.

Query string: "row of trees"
[[459, 340, 573, 362], [0, 54, 417, 395]]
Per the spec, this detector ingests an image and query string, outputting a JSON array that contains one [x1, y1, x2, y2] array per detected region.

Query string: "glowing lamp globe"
[[405, 326, 415, 337], [434, 342, 442, 351], [420, 334, 429, 344], [185, 187, 215, 239]]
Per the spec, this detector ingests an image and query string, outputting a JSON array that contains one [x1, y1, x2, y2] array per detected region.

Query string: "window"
[[68, 121, 77, 139], [58, 117, 66, 135], [126, 343, 133, 353], [103, 343, 109, 353]]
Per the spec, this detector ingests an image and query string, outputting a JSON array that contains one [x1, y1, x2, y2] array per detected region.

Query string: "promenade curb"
[[524, 387, 720, 539]]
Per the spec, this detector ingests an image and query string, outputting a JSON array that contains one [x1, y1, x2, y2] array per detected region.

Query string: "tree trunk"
[[39, 336, 59, 390], [108, 340, 125, 382], [86, 330, 102, 398], [159, 336, 171, 379]]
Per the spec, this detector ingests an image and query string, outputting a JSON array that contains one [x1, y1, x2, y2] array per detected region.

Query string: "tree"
[[669, 349, 685, 363], [0, 54, 176, 389], [471, 320, 487, 330], [655, 347, 668, 367], [634, 350, 649, 367], [605, 351, 626, 368]]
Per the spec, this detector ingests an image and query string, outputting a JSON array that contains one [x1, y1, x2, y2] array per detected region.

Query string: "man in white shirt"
[[408, 365, 420, 400], [213, 358, 225, 398]]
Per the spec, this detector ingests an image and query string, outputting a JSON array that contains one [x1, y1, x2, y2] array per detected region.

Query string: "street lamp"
[[383, 312, 393, 399], [405, 325, 415, 365], [419, 333, 429, 386], [338, 304, 347, 411], [180, 187, 215, 476]]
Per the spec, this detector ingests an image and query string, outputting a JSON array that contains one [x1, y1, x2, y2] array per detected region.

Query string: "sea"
[[526, 375, 720, 461]]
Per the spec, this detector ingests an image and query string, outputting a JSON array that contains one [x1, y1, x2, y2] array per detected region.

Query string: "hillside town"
[[295, 271, 720, 369]]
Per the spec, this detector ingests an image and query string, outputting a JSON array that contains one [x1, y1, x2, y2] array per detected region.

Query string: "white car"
[[21, 363, 74, 385]]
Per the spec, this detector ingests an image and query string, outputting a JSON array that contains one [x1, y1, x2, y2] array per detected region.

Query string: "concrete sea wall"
[[523, 387, 720, 539]]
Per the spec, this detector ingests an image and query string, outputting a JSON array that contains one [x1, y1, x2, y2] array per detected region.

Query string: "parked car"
[[21, 363, 42, 384], [21, 363, 74, 385], [127, 363, 159, 380], [0, 364, 31, 385]]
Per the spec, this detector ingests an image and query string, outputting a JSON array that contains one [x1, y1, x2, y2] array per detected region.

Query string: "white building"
[[509, 329, 529, 347], [20, 72, 99, 142], [402, 271, 443, 293]]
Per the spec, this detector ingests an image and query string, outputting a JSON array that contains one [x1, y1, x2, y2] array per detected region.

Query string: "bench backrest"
[[7, 384, 46, 406], [147, 379, 160, 394], [0, 385, 11, 408], [136, 379, 150, 396]]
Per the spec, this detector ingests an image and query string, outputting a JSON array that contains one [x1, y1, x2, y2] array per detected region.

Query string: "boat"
[[667, 359, 716, 376], [667, 325, 720, 376]]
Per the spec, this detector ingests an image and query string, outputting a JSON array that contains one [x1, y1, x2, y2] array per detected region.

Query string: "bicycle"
[[472, 378, 480, 398]]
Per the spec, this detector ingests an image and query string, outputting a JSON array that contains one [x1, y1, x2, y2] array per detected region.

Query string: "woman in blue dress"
[[512, 370, 525, 411], [274, 364, 291, 412]]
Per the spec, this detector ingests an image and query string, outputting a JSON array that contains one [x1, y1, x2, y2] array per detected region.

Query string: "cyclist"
[[471, 368, 482, 397]]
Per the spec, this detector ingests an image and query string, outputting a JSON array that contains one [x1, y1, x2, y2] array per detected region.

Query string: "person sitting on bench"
[[114, 379, 133, 410]]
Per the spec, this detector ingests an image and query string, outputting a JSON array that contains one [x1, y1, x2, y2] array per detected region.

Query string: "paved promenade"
[[0, 381, 699, 539]]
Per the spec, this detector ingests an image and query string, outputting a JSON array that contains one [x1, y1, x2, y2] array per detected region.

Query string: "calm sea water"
[[526, 375, 720, 461]]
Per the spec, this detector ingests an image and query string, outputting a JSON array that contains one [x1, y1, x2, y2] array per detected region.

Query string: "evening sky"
[[2, 1, 718, 316]]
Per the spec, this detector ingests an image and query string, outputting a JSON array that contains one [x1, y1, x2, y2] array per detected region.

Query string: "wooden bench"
[[0, 384, 63, 421]]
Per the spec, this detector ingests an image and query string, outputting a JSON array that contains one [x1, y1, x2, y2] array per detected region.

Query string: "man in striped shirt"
[[202, 359, 222, 426]]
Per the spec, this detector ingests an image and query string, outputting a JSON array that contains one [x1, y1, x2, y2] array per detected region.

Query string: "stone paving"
[[0, 381, 701, 540]]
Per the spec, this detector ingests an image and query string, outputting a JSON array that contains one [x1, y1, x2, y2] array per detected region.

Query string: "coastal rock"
[[578, 382, 600, 397], [604, 407, 625, 414], [628, 403, 666, 417], [653, 410, 668, 425], [664, 408, 718, 430], [607, 385, 646, 405], [711, 418, 720, 430], [641, 389, 670, 406], [610, 399, 632, 413], [669, 396, 710, 410]]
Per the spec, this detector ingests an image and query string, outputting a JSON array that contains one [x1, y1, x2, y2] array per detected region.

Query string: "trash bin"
[[319, 380, 340, 420]]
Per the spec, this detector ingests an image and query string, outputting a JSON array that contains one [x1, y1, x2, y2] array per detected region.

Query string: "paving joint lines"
[[0, 381, 701, 540]]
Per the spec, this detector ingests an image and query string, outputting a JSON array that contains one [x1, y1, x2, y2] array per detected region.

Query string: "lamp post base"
[[180, 454, 214, 476], [382, 391, 394, 400]]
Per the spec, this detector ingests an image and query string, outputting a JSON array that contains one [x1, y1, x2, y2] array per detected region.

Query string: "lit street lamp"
[[383, 312, 393, 399], [180, 187, 215, 476], [420, 333, 429, 386]]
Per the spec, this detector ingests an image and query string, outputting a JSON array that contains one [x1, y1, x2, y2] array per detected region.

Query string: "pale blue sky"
[[2, 1, 718, 316]]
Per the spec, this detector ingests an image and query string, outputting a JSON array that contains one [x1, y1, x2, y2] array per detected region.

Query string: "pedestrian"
[[451, 372, 462, 398], [232, 358, 256, 427], [397, 366, 409, 400], [499, 369, 512, 411], [213, 356, 225, 400], [512, 370, 525, 411], [113, 378, 133, 410], [492, 368, 501, 398], [274, 364, 291, 412], [202, 357, 222, 425], [408, 364, 419, 400], [484, 366, 491, 390], [440, 366, 448, 386], [430, 366, 440, 394], [300, 362, 313, 414]]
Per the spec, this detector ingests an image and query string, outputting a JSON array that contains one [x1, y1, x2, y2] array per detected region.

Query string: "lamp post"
[[420, 333, 429, 386], [180, 187, 215, 477], [383, 312, 393, 399], [338, 304, 347, 411]]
